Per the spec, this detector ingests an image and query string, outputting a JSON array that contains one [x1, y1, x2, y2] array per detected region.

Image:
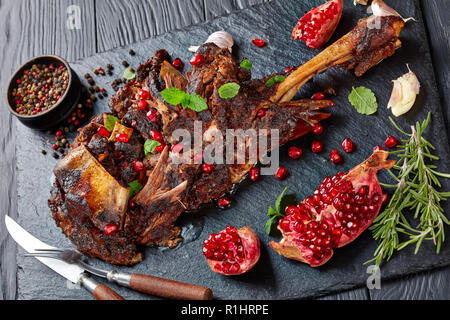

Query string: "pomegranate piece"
[[292, 0, 344, 49], [217, 196, 231, 209], [311, 92, 325, 100], [97, 127, 110, 137], [202, 163, 214, 174], [329, 149, 343, 164], [132, 160, 145, 172], [270, 150, 395, 267], [190, 54, 205, 66], [385, 136, 398, 148], [138, 89, 151, 100], [104, 223, 118, 236], [288, 146, 303, 160], [373, 145, 384, 152], [311, 140, 323, 153], [137, 99, 148, 110], [249, 167, 260, 182], [341, 138, 354, 153], [312, 123, 324, 135], [252, 38, 266, 47], [275, 166, 288, 180], [203, 226, 260, 275]]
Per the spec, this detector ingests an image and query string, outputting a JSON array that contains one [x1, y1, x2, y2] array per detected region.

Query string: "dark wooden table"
[[0, 0, 449, 300]]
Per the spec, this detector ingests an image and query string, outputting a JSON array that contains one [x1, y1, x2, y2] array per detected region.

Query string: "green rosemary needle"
[[366, 112, 450, 269]]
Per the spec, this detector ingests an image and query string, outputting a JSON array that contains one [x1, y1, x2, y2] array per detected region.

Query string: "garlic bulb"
[[387, 65, 420, 117], [189, 31, 234, 53], [353, 0, 368, 6], [371, 0, 415, 22]]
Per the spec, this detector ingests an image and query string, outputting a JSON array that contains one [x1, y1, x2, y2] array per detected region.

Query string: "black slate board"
[[15, 0, 450, 299]]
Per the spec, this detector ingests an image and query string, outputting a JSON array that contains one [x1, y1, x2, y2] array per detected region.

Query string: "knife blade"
[[4, 215, 124, 300]]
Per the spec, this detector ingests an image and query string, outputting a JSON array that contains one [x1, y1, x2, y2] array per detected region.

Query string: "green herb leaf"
[[275, 187, 288, 213], [218, 82, 240, 99], [128, 180, 143, 197], [265, 216, 277, 236], [105, 115, 119, 132], [267, 206, 278, 217], [348, 86, 378, 115], [240, 59, 252, 71], [188, 94, 208, 112], [144, 139, 161, 156], [123, 67, 136, 80], [265, 75, 286, 88], [160, 87, 187, 106]]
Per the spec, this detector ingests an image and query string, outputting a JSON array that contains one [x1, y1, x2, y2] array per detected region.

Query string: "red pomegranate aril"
[[330, 149, 343, 164], [341, 138, 354, 153], [190, 54, 205, 66], [132, 160, 145, 172], [249, 167, 260, 182], [385, 136, 398, 148], [138, 89, 151, 100], [150, 129, 163, 142], [373, 145, 384, 152], [312, 123, 324, 135], [285, 66, 292, 73], [257, 108, 266, 117], [98, 127, 110, 137], [155, 143, 165, 153], [202, 163, 214, 174], [252, 38, 266, 47], [172, 58, 184, 70], [288, 146, 303, 160], [311, 140, 323, 153], [275, 166, 288, 180], [137, 99, 148, 110], [146, 109, 157, 122], [217, 196, 231, 209], [116, 133, 129, 143], [311, 92, 325, 100], [104, 223, 118, 236]]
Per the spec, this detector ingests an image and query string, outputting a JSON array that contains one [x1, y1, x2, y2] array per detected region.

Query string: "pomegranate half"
[[203, 226, 260, 275], [292, 0, 344, 49], [270, 150, 395, 267]]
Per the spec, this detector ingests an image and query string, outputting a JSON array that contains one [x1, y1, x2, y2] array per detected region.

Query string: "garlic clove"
[[388, 65, 420, 117], [189, 31, 234, 53], [371, 0, 415, 22]]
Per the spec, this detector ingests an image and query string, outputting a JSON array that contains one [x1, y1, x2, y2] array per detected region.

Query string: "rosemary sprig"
[[366, 112, 450, 269]]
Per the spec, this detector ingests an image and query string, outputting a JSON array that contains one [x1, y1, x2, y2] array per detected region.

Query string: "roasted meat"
[[49, 7, 405, 265]]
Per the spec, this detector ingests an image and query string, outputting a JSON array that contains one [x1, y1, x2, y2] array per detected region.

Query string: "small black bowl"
[[6, 55, 81, 130]]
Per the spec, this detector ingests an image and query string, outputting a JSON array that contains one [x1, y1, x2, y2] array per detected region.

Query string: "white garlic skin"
[[204, 31, 234, 52], [388, 66, 420, 117]]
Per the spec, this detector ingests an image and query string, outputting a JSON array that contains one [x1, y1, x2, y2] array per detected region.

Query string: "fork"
[[25, 248, 213, 300]]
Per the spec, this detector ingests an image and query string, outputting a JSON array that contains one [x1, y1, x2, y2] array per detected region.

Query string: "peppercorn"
[[122, 61, 129, 67], [52, 152, 59, 159], [41, 150, 47, 155], [106, 64, 113, 70], [129, 49, 136, 56]]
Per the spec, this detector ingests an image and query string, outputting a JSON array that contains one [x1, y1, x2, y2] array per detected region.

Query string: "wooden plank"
[[204, 0, 270, 20], [95, 0, 206, 52], [369, 0, 450, 300], [0, 0, 96, 300]]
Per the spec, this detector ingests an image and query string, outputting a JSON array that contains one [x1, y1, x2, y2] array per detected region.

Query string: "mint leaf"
[[265, 216, 277, 236], [218, 82, 240, 99], [348, 86, 378, 115], [265, 75, 285, 88], [105, 115, 119, 132], [161, 87, 187, 106], [188, 94, 208, 112], [128, 180, 143, 197], [267, 206, 278, 217], [144, 139, 161, 156], [275, 187, 288, 213], [240, 59, 252, 71], [123, 67, 136, 80]]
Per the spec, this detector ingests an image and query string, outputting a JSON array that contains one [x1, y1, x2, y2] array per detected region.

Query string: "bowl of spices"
[[6, 55, 81, 130]]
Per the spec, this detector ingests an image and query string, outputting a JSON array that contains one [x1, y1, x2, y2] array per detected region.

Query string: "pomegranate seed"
[[249, 167, 260, 182], [202, 163, 214, 174], [132, 160, 145, 172], [311, 92, 325, 100], [16, 79, 22, 84], [172, 58, 184, 69], [146, 109, 157, 122], [104, 223, 118, 236], [288, 146, 303, 160], [285, 205, 300, 216], [150, 130, 163, 142], [330, 149, 343, 164], [55, 130, 62, 137], [285, 66, 292, 73], [311, 141, 323, 153], [128, 201, 135, 208], [275, 166, 288, 180], [312, 123, 323, 135], [385, 136, 398, 148], [98, 127, 110, 137], [257, 108, 266, 117], [138, 89, 151, 100], [137, 99, 148, 110], [190, 54, 205, 66], [252, 38, 266, 47], [51, 144, 57, 150], [218, 197, 231, 209], [373, 145, 384, 152], [116, 133, 129, 143], [155, 143, 165, 153], [341, 138, 354, 153]]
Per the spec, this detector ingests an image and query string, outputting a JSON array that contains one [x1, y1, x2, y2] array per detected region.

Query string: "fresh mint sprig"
[[265, 187, 297, 236], [160, 87, 208, 112]]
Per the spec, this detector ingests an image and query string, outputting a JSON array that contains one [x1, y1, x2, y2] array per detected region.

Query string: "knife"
[[5, 215, 125, 300]]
